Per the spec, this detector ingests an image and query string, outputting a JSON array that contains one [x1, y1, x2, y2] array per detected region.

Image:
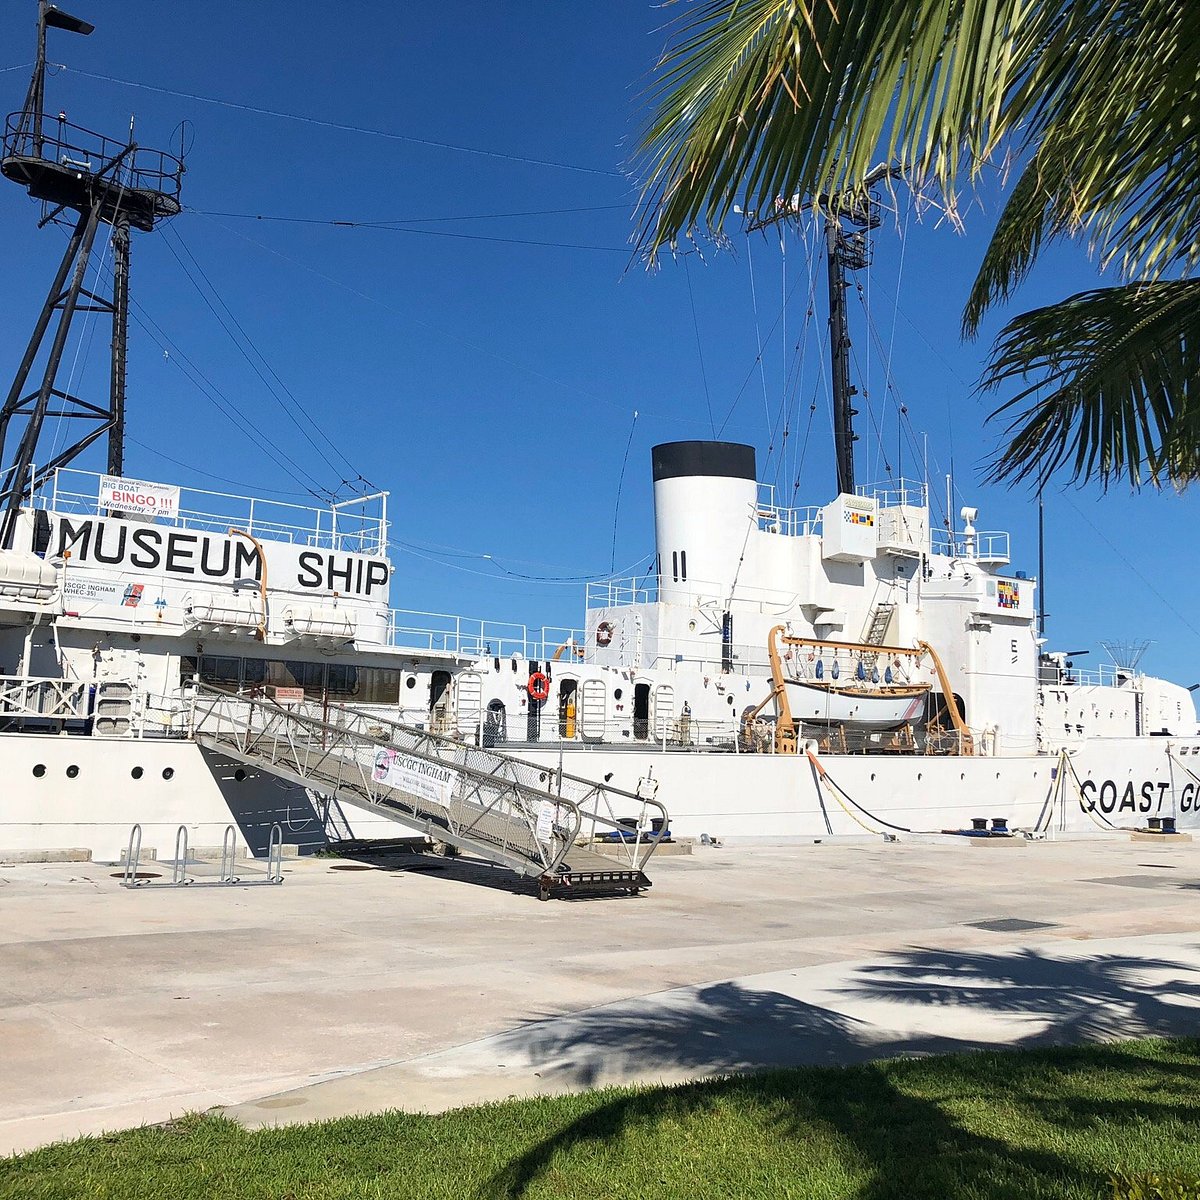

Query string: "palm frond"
[[634, 0, 1043, 257], [984, 280, 1200, 488]]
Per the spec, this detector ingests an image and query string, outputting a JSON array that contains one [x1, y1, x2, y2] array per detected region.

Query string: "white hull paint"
[[4, 732, 1199, 860]]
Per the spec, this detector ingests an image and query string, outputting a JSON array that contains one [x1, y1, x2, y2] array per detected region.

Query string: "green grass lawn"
[[4, 1038, 1200, 1200]]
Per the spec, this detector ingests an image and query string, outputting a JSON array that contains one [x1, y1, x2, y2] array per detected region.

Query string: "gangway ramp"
[[190, 686, 667, 900]]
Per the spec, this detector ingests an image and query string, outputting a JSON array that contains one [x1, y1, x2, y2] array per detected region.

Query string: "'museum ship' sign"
[[54, 516, 391, 600]]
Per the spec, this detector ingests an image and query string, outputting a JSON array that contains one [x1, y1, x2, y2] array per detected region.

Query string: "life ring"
[[527, 671, 550, 702], [595, 620, 615, 647]]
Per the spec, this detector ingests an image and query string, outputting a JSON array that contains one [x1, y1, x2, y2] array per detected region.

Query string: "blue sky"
[[0, 2, 1197, 686]]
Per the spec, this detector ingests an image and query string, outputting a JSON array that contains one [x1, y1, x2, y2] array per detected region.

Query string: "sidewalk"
[[1, 835, 1197, 1153]]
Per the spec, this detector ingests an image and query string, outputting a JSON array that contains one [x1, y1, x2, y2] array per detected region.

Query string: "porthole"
[[870, 773, 876, 782], [234, 768, 246, 782], [32, 763, 46, 778], [162, 767, 175, 781], [131, 766, 144, 780], [727, 695, 735, 706], [405, 677, 417, 689], [66, 765, 79, 778], [614, 688, 623, 700]]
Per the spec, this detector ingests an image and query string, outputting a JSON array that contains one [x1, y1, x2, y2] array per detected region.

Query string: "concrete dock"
[[2, 834, 1199, 1155]]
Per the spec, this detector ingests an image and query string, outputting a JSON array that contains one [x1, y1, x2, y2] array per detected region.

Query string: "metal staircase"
[[190, 685, 667, 900]]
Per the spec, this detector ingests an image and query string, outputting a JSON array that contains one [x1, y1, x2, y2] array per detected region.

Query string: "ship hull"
[[2, 731, 1198, 860]]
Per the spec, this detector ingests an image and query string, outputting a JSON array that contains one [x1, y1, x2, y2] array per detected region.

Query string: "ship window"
[[269, 660, 326, 698], [325, 663, 356, 697], [672, 552, 679, 582], [32, 763, 45, 778], [680, 551, 687, 581], [131, 767, 143, 780], [66, 765, 79, 778], [328, 664, 402, 704], [242, 658, 267, 686], [197, 655, 240, 688]]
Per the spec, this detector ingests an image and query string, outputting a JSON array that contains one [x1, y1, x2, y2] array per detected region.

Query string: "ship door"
[[430, 670, 452, 733], [483, 699, 507, 748], [633, 682, 650, 740], [557, 678, 578, 739]]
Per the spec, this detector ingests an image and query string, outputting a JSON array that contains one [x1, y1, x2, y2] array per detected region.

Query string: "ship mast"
[[0, 1, 184, 548], [746, 165, 898, 496]]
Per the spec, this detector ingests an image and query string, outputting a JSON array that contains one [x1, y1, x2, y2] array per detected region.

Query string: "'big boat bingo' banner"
[[98, 475, 180, 519]]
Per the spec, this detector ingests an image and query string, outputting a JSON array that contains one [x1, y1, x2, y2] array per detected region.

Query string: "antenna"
[[0, 1, 184, 547], [1100, 639, 1151, 674]]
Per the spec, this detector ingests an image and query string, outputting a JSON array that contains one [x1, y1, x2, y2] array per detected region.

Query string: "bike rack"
[[121, 823, 285, 889]]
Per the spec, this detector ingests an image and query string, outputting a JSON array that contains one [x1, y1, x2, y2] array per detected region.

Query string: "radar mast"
[[0, 1, 184, 546]]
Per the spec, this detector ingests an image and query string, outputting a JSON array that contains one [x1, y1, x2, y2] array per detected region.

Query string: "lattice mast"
[[0, 1, 184, 546]]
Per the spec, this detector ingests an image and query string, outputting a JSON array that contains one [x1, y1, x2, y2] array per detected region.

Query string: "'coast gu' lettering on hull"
[[53, 517, 391, 599], [1077, 777, 1194, 814]]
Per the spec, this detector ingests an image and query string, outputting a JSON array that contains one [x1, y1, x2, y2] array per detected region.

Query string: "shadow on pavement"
[[478, 943, 1200, 1198]]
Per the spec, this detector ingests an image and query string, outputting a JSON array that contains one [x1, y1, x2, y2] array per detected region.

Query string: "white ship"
[[2, 5, 1198, 871]]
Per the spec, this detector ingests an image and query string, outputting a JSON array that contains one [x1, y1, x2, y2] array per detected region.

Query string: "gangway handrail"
[[188, 685, 668, 892]]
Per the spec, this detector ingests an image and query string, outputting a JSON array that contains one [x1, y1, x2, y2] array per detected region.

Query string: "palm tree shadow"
[[843, 945, 1200, 1046], [475, 943, 1200, 1198]]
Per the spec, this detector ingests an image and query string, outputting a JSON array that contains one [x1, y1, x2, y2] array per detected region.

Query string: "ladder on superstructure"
[[860, 602, 896, 667], [190, 685, 667, 900]]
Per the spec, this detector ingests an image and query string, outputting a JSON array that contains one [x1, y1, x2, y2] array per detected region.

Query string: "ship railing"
[[471, 714, 995, 757], [586, 575, 803, 613], [386, 609, 584, 661], [585, 578, 658, 608], [3, 110, 184, 204], [856, 478, 928, 509], [34, 467, 389, 555], [0, 675, 90, 723], [1038, 662, 1141, 689], [929, 529, 1011, 562], [755, 486, 823, 536]]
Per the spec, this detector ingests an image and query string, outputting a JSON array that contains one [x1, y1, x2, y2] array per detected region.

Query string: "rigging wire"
[[194, 212, 719, 435], [609, 409, 639, 572], [398, 538, 652, 586], [184, 217, 630, 254], [745, 238, 773, 438], [112, 283, 338, 497], [187, 203, 631, 227], [682, 254, 716, 437], [716, 251, 811, 438], [160, 224, 372, 491], [57, 65, 624, 178], [1053, 488, 1200, 642], [126, 436, 319, 498]]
